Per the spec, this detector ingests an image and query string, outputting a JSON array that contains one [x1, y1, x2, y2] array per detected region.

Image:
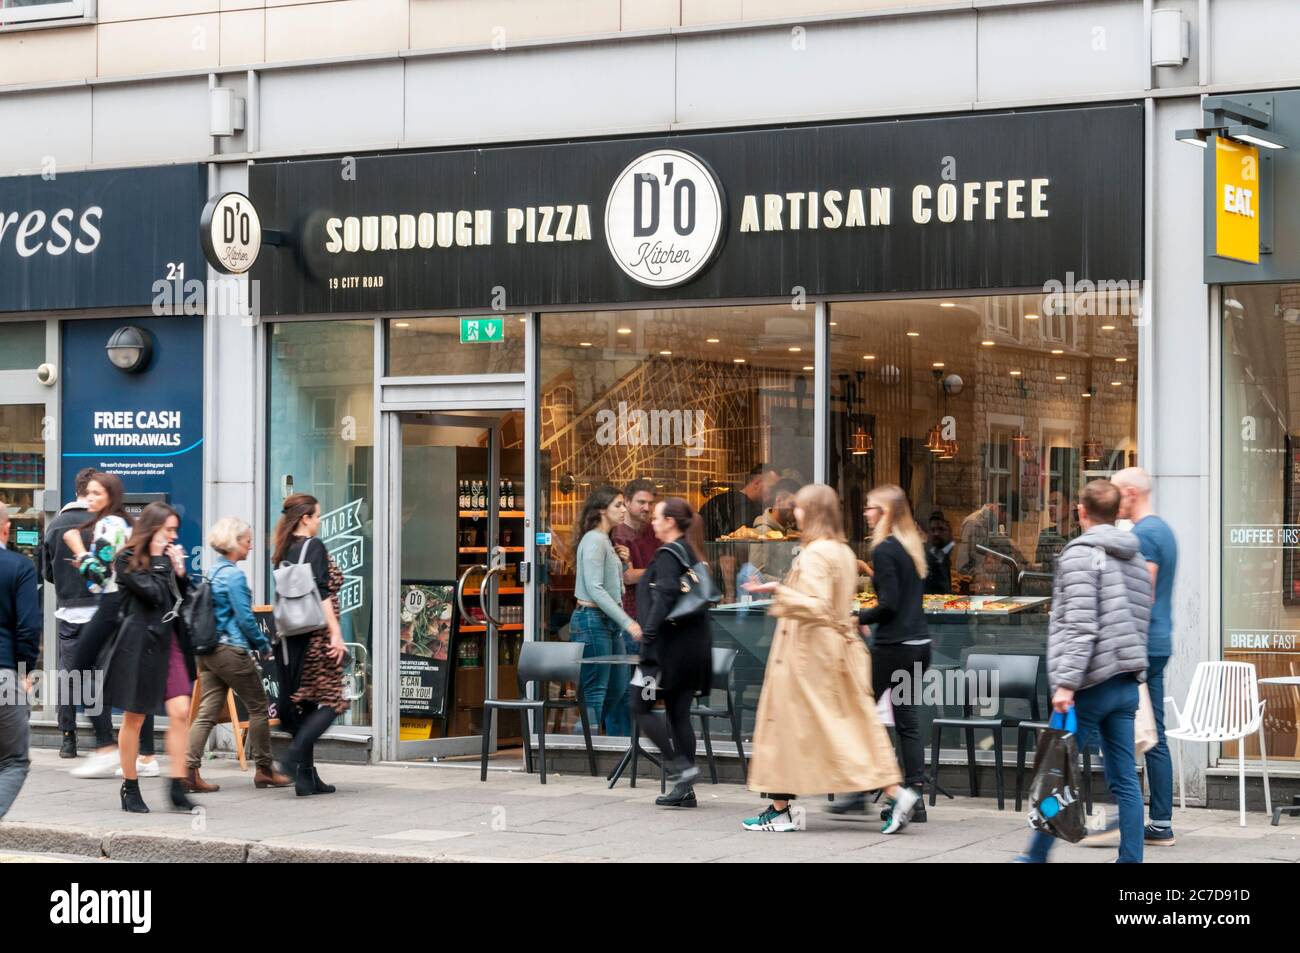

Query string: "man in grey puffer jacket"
[[1022, 480, 1151, 864]]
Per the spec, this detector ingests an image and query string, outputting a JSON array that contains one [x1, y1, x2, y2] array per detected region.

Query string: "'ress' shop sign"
[[250, 103, 1143, 314]]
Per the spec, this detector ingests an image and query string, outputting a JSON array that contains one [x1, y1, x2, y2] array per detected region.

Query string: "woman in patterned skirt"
[[272, 493, 349, 797]]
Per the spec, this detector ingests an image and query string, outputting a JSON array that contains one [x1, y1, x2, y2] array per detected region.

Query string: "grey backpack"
[[272, 538, 327, 637]]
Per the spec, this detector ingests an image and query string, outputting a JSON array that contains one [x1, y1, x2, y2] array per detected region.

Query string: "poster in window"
[[399, 583, 454, 718]]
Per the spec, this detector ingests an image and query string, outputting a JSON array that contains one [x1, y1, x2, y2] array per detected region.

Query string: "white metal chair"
[[1166, 661, 1272, 827]]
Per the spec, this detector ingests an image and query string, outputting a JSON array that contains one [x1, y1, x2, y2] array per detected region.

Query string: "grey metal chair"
[[691, 647, 747, 783], [480, 641, 596, 784], [927, 653, 1041, 810]]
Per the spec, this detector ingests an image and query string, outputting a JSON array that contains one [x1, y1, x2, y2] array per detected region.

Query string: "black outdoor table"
[[578, 654, 664, 790], [1259, 676, 1300, 825]]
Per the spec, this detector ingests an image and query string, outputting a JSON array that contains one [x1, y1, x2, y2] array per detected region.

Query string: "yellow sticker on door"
[[1215, 137, 1260, 264]]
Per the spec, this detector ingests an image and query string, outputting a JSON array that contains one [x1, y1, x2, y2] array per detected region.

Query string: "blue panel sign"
[[0, 164, 205, 313], [60, 317, 205, 571]]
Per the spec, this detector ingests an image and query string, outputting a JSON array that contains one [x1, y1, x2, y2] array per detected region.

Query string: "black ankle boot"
[[60, 731, 77, 759], [655, 782, 697, 808], [168, 778, 198, 812], [311, 768, 335, 795], [294, 766, 316, 797], [120, 778, 149, 813], [827, 791, 869, 816]]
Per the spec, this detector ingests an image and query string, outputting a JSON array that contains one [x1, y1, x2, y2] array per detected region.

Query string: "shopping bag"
[[1026, 707, 1087, 843], [875, 690, 895, 727], [1134, 683, 1157, 757]]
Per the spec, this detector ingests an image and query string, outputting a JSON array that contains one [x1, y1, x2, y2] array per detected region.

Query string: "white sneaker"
[[881, 786, 919, 834], [70, 751, 120, 779], [114, 758, 161, 778]]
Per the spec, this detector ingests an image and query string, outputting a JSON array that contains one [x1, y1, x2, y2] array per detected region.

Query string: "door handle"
[[456, 563, 486, 622]]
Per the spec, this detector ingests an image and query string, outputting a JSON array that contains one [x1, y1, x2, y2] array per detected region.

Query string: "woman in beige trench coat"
[[740, 484, 920, 833]]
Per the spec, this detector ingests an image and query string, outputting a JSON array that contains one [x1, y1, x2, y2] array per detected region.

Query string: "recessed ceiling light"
[[394, 322, 410, 328], [1055, 374, 1068, 381], [1101, 324, 1116, 331], [863, 354, 876, 361], [617, 327, 633, 335], [1115, 357, 1128, 363], [706, 338, 720, 344], [788, 347, 802, 353], [981, 340, 995, 347], [733, 358, 746, 364], [519, 317, 527, 322], [1010, 370, 1022, 376], [579, 341, 592, 347], [932, 362, 945, 368], [659, 350, 672, 356], [1051, 349, 1064, 355], [940, 302, 956, 309], [802, 365, 814, 371], [829, 322, 838, 327], [906, 331, 920, 338], [1025, 313, 1040, 320], [1082, 392, 1093, 398], [1111, 381, 1123, 386]]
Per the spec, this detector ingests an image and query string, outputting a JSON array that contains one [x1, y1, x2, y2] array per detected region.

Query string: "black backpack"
[[183, 564, 235, 656]]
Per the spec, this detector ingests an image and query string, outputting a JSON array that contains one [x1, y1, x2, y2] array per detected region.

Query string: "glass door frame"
[[0, 316, 58, 721], [374, 383, 530, 762]]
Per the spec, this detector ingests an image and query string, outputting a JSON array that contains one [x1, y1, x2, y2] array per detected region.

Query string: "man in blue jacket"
[[0, 502, 42, 819]]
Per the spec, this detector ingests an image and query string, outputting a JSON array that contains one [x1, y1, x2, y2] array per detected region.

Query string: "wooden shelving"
[[459, 623, 524, 633], [458, 547, 524, 554], [464, 587, 524, 595], [459, 510, 525, 518]]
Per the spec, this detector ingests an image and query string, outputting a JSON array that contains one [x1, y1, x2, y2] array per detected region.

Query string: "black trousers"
[[871, 641, 932, 789], [56, 619, 114, 747], [629, 681, 696, 768]]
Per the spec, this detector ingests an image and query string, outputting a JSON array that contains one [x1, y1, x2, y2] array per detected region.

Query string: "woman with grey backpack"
[[272, 493, 348, 797]]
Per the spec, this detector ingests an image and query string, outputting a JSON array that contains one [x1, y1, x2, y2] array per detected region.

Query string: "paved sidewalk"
[[2, 749, 1297, 862]]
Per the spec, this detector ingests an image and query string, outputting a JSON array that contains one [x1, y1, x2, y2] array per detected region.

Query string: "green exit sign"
[[460, 317, 503, 344]]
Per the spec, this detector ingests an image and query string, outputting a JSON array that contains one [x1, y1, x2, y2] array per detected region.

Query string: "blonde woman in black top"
[[832, 484, 932, 823]]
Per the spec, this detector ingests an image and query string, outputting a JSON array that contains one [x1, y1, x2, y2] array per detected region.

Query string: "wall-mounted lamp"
[[1151, 8, 1190, 68], [1177, 96, 1290, 150], [105, 326, 153, 373]]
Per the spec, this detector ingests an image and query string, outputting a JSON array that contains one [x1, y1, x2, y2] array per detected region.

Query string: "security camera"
[[36, 363, 57, 386]]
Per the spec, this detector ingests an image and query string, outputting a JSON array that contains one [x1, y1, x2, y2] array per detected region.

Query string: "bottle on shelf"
[[459, 480, 468, 509], [499, 479, 507, 510], [472, 480, 483, 510], [507, 479, 516, 509]]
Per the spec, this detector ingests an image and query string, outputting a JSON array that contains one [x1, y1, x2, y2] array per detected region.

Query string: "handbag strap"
[[161, 568, 184, 624]]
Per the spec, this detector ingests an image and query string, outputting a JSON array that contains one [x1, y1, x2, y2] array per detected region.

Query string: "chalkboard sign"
[[245, 606, 284, 723]]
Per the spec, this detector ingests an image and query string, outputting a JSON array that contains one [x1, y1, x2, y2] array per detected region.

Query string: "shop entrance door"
[[388, 409, 529, 760]]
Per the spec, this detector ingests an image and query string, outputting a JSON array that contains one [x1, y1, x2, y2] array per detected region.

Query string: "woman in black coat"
[[105, 502, 199, 815], [630, 498, 713, 808]]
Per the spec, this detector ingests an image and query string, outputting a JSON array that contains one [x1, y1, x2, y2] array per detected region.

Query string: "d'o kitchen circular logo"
[[200, 192, 262, 275], [605, 150, 725, 288]]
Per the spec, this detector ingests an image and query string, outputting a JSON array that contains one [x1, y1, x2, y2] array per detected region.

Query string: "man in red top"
[[611, 479, 659, 620]]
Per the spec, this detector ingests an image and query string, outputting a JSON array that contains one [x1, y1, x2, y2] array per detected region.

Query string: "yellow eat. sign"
[[1215, 137, 1260, 264]]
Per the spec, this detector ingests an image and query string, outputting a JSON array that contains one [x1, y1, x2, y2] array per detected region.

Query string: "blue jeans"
[[0, 669, 31, 821], [569, 607, 619, 734], [1026, 674, 1143, 864], [1145, 656, 1173, 826], [601, 630, 637, 737]]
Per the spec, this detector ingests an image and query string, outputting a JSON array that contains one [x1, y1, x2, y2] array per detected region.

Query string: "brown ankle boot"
[[185, 768, 220, 793], [254, 766, 293, 788]]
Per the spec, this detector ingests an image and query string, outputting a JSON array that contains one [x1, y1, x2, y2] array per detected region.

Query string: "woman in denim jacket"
[[183, 518, 292, 793]]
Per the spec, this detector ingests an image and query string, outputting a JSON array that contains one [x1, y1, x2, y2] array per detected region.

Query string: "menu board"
[[399, 583, 454, 720]]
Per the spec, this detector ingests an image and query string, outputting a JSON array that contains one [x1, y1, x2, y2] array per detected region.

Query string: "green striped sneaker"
[[742, 804, 798, 832]]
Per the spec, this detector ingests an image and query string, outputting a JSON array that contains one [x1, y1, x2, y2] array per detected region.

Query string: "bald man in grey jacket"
[[1021, 480, 1151, 864]]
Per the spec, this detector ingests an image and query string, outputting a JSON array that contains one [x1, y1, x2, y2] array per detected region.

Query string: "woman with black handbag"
[[631, 498, 714, 808], [105, 503, 199, 813]]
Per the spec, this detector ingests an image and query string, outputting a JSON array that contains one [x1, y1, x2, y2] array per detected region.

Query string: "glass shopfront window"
[[0, 321, 43, 371], [268, 320, 375, 726], [830, 292, 1140, 731], [536, 304, 815, 736], [386, 316, 525, 377], [1222, 284, 1300, 762]]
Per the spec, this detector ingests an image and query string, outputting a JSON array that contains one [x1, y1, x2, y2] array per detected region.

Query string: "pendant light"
[[851, 370, 873, 455]]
